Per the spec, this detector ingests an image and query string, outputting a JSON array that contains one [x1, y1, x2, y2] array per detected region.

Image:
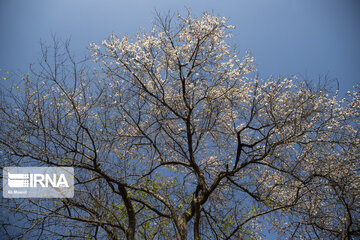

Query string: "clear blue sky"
[[0, 0, 359, 93]]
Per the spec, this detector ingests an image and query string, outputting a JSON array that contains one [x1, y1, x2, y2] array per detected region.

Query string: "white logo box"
[[3, 167, 74, 198]]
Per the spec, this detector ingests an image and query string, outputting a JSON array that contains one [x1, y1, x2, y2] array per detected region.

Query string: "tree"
[[1, 11, 359, 240]]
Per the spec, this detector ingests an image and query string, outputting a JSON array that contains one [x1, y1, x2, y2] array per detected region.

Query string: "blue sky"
[[0, 0, 359, 93]]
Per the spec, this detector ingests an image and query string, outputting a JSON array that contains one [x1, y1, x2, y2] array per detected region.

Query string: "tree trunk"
[[193, 204, 201, 240], [118, 184, 136, 240], [175, 215, 187, 240]]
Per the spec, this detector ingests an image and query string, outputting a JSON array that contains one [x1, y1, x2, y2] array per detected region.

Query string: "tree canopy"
[[1, 11, 359, 240]]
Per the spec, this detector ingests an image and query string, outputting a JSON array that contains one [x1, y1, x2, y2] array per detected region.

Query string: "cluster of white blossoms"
[[91, 12, 255, 112]]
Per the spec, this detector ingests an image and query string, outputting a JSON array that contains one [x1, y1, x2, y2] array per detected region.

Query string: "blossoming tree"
[[1, 11, 359, 240]]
